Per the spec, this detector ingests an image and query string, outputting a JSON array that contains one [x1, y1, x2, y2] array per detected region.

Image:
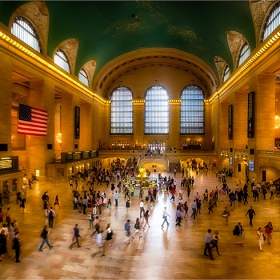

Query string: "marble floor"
[[0, 170, 280, 280]]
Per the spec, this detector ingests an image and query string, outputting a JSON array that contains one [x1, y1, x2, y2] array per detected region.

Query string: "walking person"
[[114, 191, 119, 207], [38, 225, 53, 251], [0, 229, 10, 261], [125, 198, 130, 213], [245, 206, 256, 226], [139, 200, 145, 218], [175, 208, 182, 226], [124, 220, 131, 245], [161, 207, 170, 228], [107, 199, 112, 216], [264, 221, 273, 244], [54, 195, 60, 209], [91, 216, 100, 237], [222, 206, 230, 225], [143, 210, 151, 230], [104, 223, 114, 252], [270, 185, 276, 199], [48, 207, 56, 228], [190, 200, 197, 219], [132, 217, 142, 239], [204, 229, 214, 260], [233, 222, 245, 246], [88, 210, 94, 230], [13, 231, 21, 263], [91, 229, 105, 257], [69, 224, 81, 249], [257, 227, 265, 252], [210, 230, 222, 256]]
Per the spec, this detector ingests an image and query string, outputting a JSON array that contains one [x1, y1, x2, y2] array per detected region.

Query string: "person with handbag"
[[69, 224, 81, 249]]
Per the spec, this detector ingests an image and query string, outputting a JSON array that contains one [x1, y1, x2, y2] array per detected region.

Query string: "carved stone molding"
[[9, 2, 49, 55], [81, 60, 96, 88], [93, 48, 218, 97], [213, 56, 228, 86], [226, 30, 248, 70], [12, 92, 28, 105], [250, 0, 274, 45], [56, 38, 79, 75]]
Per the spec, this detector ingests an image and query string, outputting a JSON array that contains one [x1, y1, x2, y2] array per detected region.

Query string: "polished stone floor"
[[0, 170, 280, 279]]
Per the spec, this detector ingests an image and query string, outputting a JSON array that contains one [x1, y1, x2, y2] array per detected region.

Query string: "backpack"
[[49, 210, 53, 219]]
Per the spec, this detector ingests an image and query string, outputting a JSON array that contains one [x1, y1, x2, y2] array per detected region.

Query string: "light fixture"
[[56, 132, 62, 143], [234, 153, 239, 159]]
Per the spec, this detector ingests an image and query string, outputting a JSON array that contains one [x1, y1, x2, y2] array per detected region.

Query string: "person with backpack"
[[38, 225, 53, 251]]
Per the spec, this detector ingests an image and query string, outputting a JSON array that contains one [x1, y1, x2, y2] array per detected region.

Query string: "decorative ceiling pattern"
[[0, 1, 255, 78]]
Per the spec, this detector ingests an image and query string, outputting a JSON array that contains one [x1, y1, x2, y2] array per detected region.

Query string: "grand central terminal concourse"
[[1, 1, 280, 279]]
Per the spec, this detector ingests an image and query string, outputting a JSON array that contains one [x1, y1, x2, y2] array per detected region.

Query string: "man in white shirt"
[[91, 230, 105, 257], [204, 229, 214, 260], [161, 207, 170, 228], [139, 200, 145, 218]]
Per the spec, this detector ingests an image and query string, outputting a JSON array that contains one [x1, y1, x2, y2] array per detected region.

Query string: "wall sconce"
[[224, 152, 229, 157], [220, 151, 224, 156], [56, 132, 62, 143], [242, 154, 248, 161], [234, 154, 239, 159]]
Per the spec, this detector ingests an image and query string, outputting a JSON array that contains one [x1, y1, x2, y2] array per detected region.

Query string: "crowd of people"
[[0, 162, 278, 263]]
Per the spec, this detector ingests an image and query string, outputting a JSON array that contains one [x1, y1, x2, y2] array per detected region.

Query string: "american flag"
[[18, 104, 48, 136]]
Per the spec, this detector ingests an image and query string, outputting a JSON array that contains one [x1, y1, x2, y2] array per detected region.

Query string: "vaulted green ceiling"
[[0, 1, 255, 77]]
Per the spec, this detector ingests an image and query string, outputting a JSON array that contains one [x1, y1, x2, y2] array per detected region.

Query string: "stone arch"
[[226, 30, 250, 70], [249, 0, 275, 46], [213, 56, 229, 86], [80, 60, 96, 88], [9, 1, 49, 55], [92, 48, 218, 99], [54, 38, 79, 75]]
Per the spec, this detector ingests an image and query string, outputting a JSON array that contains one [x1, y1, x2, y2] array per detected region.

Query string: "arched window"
[[145, 86, 169, 134], [11, 16, 41, 52], [180, 85, 204, 134], [263, 3, 280, 41], [237, 43, 250, 67], [223, 64, 231, 82], [79, 69, 89, 87], [110, 87, 133, 134], [54, 49, 70, 73]]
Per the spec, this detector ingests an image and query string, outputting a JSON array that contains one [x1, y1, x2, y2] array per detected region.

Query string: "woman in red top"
[[264, 221, 273, 244]]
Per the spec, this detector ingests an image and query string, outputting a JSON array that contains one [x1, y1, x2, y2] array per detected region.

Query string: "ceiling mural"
[[0, 1, 258, 93]]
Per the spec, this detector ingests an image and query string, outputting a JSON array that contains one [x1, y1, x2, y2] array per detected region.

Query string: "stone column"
[[169, 101, 180, 149], [0, 57, 12, 155]]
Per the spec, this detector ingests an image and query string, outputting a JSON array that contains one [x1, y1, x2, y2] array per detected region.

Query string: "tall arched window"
[[54, 49, 70, 73], [79, 69, 89, 87], [110, 87, 133, 134], [263, 3, 280, 41], [237, 43, 250, 67], [11, 16, 41, 52], [145, 86, 169, 134], [180, 85, 204, 134], [223, 64, 231, 82]]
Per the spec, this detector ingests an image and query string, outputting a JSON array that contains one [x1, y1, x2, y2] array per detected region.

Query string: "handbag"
[[263, 235, 266, 241]]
